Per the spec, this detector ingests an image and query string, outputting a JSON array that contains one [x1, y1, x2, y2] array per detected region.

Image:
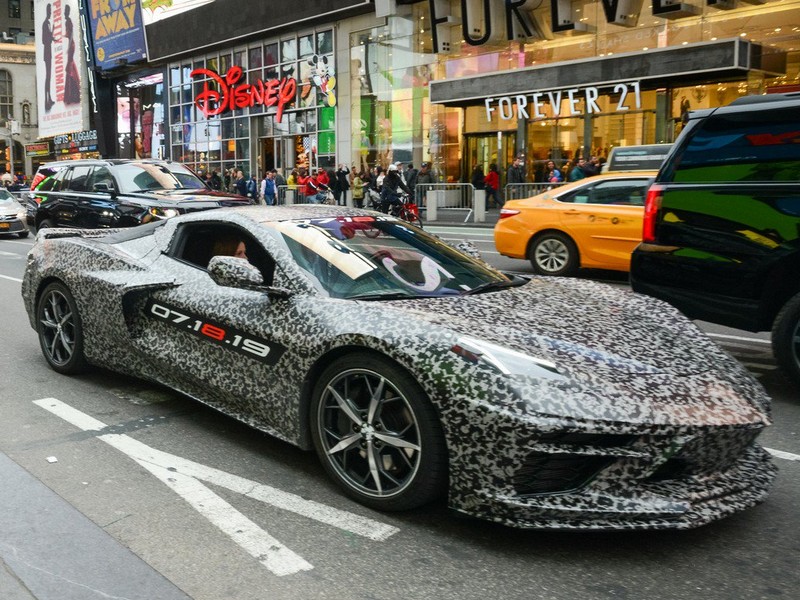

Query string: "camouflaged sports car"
[[21, 205, 777, 530]]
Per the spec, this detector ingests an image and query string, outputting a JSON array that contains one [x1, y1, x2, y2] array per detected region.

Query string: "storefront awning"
[[430, 39, 786, 107]]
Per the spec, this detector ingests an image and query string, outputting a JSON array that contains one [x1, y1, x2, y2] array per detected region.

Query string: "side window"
[[89, 166, 116, 191], [588, 180, 650, 205], [174, 224, 275, 285], [35, 167, 68, 192], [67, 166, 93, 192], [674, 107, 800, 183]]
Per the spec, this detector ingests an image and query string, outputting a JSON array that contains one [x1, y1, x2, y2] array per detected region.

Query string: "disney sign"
[[191, 66, 297, 121]]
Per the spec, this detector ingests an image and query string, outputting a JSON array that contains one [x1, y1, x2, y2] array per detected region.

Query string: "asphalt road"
[[1, 230, 798, 600]]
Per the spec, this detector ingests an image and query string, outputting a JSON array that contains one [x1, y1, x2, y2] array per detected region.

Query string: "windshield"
[[114, 163, 206, 193], [263, 216, 512, 299]]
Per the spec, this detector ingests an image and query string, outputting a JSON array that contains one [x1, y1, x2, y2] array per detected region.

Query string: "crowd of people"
[[205, 152, 605, 212], [209, 161, 436, 214]]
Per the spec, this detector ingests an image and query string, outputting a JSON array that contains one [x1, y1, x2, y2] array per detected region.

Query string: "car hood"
[[387, 277, 729, 379], [382, 278, 768, 425]]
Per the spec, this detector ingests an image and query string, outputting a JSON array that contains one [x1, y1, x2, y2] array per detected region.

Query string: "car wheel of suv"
[[36, 219, 54, 233], [772, 292, 800, 386], [36, 282, 88, 375], [18, 230, 29, 238], [529, 232, 578, 276], [310, 353, 447, 511]]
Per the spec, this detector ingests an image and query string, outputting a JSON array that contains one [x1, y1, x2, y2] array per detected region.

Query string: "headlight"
[[16, 211, 25, 220], [451, 335, 564, 379], [149, 207, 179, 219]]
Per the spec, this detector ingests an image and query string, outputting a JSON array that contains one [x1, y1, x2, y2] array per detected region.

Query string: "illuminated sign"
[[54, 129, 99, 154], [26, 142, 52, 157], [191, 66, 297, 122], [87, 0, 147, 71], [485, 81, 642, 121]]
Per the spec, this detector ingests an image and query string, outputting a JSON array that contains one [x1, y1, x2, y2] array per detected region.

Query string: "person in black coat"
[[334, 164, 350, 205]]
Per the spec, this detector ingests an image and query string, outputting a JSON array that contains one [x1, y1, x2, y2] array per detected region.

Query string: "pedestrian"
[[506, 156, 524, 184], [234, 169, 248, 197], [246, 172, 258, 201], [352, 170, 365, 208], [405, 163, 418, 194], [271, 169, 286, 204], [210, 170, 222, 190], [335, 164, 350, 205], [470, 164, 485, 190], [261, 171, 276, 205], [568, 158, 587, 182], [545, 160, 563, 184], [484, 163, 502, 208]]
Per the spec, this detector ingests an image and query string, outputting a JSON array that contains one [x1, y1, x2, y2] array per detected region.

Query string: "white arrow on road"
[[34, 398, 400, 576]]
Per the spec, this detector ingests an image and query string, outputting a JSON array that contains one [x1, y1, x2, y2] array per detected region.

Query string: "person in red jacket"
[[484, 163, 502, 208]]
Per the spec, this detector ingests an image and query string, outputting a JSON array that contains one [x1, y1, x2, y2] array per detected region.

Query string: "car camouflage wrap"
[[22, 205, 777, 530]]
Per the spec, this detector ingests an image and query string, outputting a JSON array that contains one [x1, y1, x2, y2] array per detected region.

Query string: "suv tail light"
[[642, 184, 664, 243], [499, 208, 521, 220]]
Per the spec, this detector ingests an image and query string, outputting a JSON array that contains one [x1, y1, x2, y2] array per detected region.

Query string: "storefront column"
[[583, 114, 593, 159], [516, 118, 527, 158], [655, 90, 670, 144]]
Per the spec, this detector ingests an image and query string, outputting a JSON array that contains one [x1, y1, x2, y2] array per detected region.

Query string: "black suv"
[[630, 92, 800, 383], [30, 159, 251, 231]]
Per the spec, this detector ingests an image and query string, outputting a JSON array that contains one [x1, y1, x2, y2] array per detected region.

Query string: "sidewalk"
[[421, 207, 501, 228], [0, 451, 189, 600]]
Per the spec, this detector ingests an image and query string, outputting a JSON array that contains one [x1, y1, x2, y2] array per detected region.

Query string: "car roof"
[[504, 171, 658, 204], [37, 158, 186, 169]]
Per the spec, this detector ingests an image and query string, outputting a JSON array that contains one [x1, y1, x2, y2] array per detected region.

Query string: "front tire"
[[772, 292, 800, 386], [18, 230, 29, 238], [310, 353, 447, 511], [36, 282, 88, 374], [528, 231, 578, 276]]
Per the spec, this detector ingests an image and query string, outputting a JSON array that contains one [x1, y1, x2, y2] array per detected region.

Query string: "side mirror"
[[93, 182, 116, 194], [208, 255, 264, 289]]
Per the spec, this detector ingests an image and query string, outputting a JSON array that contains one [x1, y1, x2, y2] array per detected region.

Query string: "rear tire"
[[528, 232, 578, 276], [36, 282, 88, 375], [36, 219, 55, 234], [772, 292, 800, 386]]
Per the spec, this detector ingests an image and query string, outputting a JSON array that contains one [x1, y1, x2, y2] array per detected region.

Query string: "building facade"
[[71, 0, 799, 187]]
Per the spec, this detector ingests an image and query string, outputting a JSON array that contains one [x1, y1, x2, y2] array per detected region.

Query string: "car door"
[[557, 178, 650, 269], [129, 222, 299, 435], [77, 166, 120, 228], [34, 165, 70, 227]]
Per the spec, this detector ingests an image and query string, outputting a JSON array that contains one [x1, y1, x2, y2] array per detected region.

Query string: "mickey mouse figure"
[[308, 54, 337, 107]]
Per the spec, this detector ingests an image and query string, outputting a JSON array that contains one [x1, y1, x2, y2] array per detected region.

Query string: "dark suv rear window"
[[673, 107, 800, 183]]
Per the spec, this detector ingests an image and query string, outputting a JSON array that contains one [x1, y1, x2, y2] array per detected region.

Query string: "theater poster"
[[35, 0, 86, 138]]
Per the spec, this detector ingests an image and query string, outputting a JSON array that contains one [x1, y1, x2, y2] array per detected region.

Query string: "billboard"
[[86, 0, 148, 71], [35, 0, 87, 138]]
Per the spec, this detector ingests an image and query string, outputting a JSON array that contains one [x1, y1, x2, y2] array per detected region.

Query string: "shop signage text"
[[429, 0, 725, 52], [485, 81, 642, 121], [54, 129, 99, 154], [26, 142, 52, 157], [191, 66, 297, 122]]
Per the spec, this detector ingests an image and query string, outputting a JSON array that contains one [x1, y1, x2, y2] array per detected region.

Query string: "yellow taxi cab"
[[494, 171, 657, 276]]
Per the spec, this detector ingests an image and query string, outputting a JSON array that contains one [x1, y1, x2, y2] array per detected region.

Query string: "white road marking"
[[707, 333, 771, 345], [0, 250, 20, 256], [34, 398, 400, 576], [765, 448, 800, 462], [0, 273, 22, 283]]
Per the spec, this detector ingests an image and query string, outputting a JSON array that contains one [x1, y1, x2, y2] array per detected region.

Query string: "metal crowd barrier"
[[413, 183, 482, 223], [504, 182, 566, 201]]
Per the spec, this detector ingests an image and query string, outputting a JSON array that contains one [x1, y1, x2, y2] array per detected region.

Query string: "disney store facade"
[[87, 0, 798, 185]]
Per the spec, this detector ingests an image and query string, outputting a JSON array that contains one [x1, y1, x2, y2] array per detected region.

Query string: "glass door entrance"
[[463, 133, 516, 184]]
